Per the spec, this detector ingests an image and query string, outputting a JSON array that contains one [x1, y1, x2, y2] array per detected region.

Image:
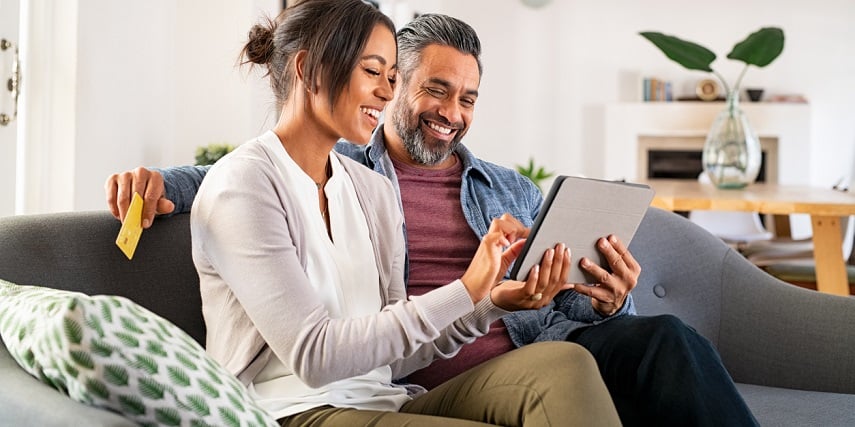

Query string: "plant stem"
[[733, 65, 750, 93], [712, 70, 731, 96]]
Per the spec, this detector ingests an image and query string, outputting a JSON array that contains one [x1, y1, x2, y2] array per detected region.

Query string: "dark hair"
[[241, 0, 395, 110], [396, 13, 482, 85]]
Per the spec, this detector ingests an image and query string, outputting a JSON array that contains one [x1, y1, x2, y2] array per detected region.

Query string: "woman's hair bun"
[[243, 21, 275, 65]]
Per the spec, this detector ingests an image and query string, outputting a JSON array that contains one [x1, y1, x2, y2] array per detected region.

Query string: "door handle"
[[1, 38, 20, 127]]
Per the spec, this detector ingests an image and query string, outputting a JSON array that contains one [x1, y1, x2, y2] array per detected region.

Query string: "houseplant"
[[195, 143, 235, 166], [640, 28, 785, 188], [516, 158, 554, 191]]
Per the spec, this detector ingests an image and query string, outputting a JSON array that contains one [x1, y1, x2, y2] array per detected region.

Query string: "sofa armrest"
[[1, 338, 136, 427], [631, 208, 855, 395], [717, 251, 855, 394]]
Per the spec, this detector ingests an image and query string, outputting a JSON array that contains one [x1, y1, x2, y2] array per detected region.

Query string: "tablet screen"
[[510, 176, 654, 284]]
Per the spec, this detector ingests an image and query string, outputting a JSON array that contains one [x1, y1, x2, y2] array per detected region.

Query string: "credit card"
[[115, 192, 144, 260]]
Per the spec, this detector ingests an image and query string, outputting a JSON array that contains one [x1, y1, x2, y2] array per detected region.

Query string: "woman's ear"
[[294, 49, 311, 93]]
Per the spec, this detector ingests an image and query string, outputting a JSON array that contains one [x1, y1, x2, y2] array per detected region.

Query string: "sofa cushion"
[[0, 279, 277, 427], [737, 383, 855, 427]]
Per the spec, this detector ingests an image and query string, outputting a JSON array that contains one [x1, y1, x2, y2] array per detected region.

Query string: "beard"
[[391, 97, 465, 166]]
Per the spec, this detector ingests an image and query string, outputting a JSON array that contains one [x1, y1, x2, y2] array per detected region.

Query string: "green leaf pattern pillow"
[[0, 279, 277, 427]]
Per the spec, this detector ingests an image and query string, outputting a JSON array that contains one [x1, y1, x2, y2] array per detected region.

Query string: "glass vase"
[[702, 90, 762, 189]]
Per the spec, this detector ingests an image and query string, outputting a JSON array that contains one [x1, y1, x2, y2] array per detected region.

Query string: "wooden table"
[[641, 179, 855, 296]]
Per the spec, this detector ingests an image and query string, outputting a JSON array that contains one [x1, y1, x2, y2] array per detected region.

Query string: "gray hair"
[[396, 13, 483, 84]]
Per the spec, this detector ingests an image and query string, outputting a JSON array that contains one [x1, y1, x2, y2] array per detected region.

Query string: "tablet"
[[509, 175, 655, 284]]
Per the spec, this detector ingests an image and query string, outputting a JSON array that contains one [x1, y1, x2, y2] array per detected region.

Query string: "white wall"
[[26, 0, 855, 212], [74, 1, 177, 210], [404, 0, 855, 187], [59, 0, 278, 212]]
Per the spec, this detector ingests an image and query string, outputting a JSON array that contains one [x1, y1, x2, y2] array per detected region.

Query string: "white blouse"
[[248, 132, 410, 419]]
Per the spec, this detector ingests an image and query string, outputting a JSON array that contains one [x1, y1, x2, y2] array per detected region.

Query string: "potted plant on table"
[[640, 28, 785, 189]]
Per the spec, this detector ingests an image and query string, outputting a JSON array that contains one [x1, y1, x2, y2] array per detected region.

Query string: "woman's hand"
[[573, 234, 640, 316], [460, 214, 529, 303], [491, 243, 574, 311]]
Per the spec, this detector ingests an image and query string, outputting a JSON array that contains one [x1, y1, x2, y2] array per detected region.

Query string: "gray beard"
[[392, 104, 460, 166]]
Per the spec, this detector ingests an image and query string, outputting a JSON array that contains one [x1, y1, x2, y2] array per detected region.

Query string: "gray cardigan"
[[192, 135, 508, 388]]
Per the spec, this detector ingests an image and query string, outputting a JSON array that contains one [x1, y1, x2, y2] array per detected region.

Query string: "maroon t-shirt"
[[391, 154, 516, 390]]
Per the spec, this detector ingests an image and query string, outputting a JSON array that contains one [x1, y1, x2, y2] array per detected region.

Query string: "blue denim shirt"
[[160, 125, 634, 348]]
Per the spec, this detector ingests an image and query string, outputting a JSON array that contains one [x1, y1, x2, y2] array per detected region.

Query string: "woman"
[[191, 0, 619, 425]]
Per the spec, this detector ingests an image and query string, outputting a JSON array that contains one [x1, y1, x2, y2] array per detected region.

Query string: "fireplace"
[[639, 135, 778, 183]]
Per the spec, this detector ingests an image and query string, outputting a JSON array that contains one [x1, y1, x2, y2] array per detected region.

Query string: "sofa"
[[1, 207, 854, 426]]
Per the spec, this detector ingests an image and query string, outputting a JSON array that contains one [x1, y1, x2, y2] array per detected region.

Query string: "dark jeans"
[[568, 314, 759, 427]]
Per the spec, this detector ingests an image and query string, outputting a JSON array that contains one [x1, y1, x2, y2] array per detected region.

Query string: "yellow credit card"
[[116, 192, 144, 260]]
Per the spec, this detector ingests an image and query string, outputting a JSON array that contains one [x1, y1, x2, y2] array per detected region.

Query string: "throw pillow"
[[0, 279, 277, 427]]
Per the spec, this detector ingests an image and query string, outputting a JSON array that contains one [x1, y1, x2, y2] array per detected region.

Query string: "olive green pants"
[[280, 341, 621, 427]]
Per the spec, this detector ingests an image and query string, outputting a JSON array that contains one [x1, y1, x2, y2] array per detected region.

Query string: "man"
[[106, 13, 757, 427]]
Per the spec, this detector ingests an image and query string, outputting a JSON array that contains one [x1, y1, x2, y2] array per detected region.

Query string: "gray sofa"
[[1, 208, 854, 426]]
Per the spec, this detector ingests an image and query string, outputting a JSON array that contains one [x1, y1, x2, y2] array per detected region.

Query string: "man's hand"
[[573, 234, 640, 317], [491, 243, 574, 311], [104, 167, 175, 228]]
